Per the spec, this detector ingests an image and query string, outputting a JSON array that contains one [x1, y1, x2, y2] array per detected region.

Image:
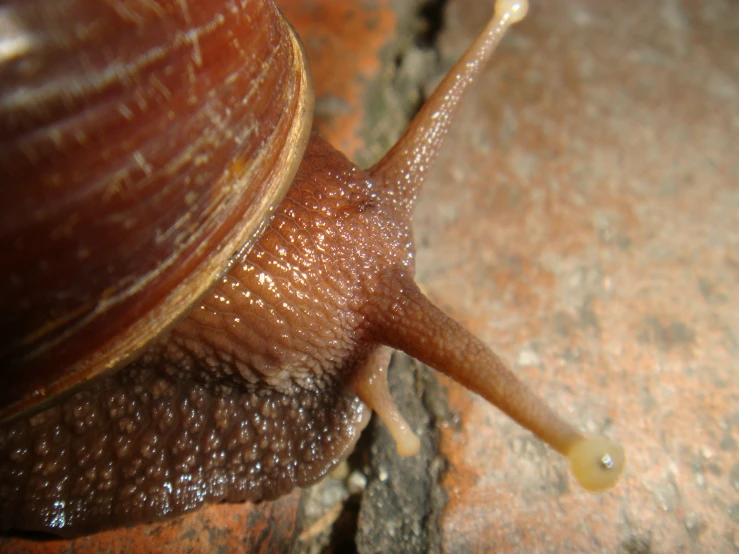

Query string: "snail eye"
[[567, 437, 626, 492]]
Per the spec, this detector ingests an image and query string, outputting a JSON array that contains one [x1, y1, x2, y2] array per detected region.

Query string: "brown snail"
[[0, 0, 624, 538]]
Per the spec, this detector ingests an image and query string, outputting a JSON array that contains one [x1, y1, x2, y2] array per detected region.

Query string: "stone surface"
[[410, 1, 739, 553], [356, 354, 449, 554], [278, 0, 400, 163]]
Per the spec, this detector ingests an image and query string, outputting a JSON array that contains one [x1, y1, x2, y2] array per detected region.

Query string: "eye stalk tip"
[[567, 436, 626, 492], [494, 0, 529, 25]]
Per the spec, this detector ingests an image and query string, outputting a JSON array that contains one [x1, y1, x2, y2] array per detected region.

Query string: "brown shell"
[[0, 0, 314, 421]]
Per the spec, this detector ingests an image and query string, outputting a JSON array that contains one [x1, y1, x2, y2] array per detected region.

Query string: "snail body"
[[0, 0, 624, 537]]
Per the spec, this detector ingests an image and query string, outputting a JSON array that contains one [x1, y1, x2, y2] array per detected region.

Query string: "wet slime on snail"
[[0, 0, 623, 537]]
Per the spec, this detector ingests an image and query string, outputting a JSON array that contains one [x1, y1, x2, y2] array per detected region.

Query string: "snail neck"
[[169, 132, 416, 392]]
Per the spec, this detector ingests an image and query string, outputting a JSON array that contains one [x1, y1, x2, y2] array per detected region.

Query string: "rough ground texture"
[[415, 0, 738, 553], [355, 354, 450, 554], [3, 0, 738, 552]]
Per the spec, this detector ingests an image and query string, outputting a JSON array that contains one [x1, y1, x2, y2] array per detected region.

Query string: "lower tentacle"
[[353, 346, 421, 457]]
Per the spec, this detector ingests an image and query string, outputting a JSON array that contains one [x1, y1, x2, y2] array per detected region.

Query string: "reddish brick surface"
[[279, 0, 398, 157], [414, 1, 738, 552]]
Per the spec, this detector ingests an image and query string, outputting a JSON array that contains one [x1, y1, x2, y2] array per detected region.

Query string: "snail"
[[0, 0, 625, 538]]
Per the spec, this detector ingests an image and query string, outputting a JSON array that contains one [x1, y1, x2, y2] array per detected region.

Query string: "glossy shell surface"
[[0, 0, 313, 420]]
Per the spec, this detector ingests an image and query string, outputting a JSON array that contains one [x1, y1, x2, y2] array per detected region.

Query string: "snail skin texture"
[[0, 0, 624, 537]]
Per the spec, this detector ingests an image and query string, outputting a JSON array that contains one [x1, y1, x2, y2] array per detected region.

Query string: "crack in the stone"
[[416, 0, 448, 49], [354, 353, 454, 554], [414, 360, 454, 554], [357, 0, 451, 169]]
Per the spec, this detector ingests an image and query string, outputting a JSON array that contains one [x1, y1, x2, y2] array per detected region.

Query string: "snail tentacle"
[[354, 346, 421, 458], [368, 274, 625, 490], [369, 0, 529, 210]]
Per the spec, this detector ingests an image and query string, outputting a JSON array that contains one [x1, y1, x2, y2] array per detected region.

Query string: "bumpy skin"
[[0, 135, 412, 536]]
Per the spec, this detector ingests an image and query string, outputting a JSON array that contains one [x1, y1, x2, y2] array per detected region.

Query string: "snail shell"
[[0, 0, 312, 419]]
